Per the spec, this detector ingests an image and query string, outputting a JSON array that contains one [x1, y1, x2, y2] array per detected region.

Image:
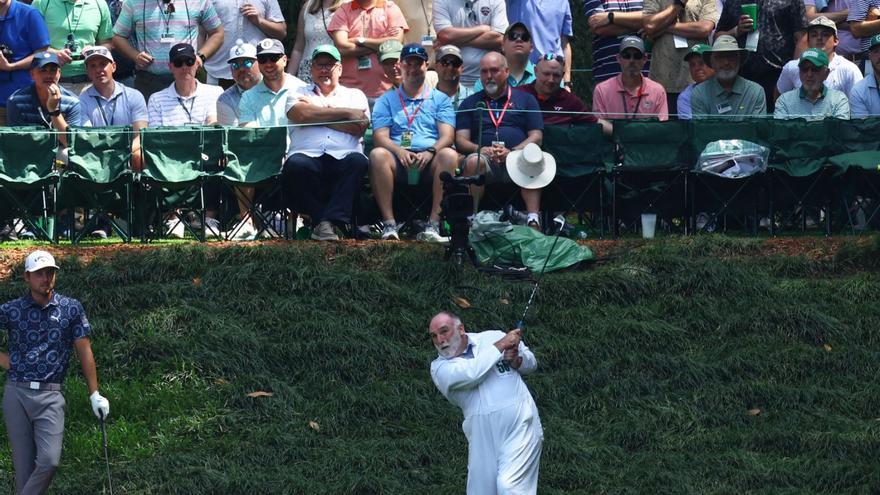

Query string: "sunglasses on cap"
[[620, 51, 644, 60], [231, 59, 256, 70], [507, 31, 531, 42], [438, 57, 463, 68], [173, 58, 196, 67], [257, 54, 283, 64], [541, 53, 565, 64]]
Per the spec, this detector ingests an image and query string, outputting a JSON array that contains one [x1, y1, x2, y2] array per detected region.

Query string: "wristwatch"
[[426, 147, 437, 155], [47, 109, 61, 117], [563, 81, 572, 88], [607, 11, 615, 25], [356, 37, 366, 47], [197, 52, 207, 64]]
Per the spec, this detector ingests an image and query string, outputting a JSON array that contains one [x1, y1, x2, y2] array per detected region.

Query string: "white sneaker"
[[164, 219, 185, 238], [311, 220, 340, 241], [204, 217, 222, 238], [381, 222, 400, 240], [416, 223, 447, 243], [230, 220, 257, 241]]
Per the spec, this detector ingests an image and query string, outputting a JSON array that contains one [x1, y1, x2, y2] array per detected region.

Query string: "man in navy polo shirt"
[[456, 51, 544, 229], [369, 43, 458, 242], [0, 250, 110, 495], [0, 0, 51, 124]]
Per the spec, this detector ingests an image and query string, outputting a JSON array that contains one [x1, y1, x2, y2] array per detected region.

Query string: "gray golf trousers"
[[3, 384, 66, 495]]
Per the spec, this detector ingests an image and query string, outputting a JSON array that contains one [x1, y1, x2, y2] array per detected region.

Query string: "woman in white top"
[[287, 0, 345, 83]]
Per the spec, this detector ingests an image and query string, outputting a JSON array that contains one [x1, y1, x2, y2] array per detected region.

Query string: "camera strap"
[[63, 0, 86, 48]]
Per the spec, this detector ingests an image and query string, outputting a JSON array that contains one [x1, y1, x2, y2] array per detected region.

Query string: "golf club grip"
[[516, 320, 524, 331]]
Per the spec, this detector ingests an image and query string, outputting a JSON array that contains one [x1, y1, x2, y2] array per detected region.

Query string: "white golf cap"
[[227, 39, 257, 63], [24, 250, 59, 272], [83, 46, 114, 63], [506, 143, 557, 189]]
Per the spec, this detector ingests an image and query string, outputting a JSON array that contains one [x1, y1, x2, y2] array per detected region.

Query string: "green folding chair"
[[0, 127, 61, 242], [62, 126, 134, 243], [221, 126, 287, 239], [139, 126, 224, 242]]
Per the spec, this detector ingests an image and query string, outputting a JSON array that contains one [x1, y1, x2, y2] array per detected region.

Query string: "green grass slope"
[[0, 238, 879, 494]]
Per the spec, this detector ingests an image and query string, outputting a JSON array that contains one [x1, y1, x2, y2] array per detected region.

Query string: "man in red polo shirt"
[[592, 36, 669, 121]]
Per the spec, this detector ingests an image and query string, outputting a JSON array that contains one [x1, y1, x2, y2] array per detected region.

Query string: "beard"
[[484, 81, 499, 95], [715, 68, 738, 82], [435, 331, 464, 358]]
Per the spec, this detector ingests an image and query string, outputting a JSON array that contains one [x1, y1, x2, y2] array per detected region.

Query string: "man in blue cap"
[[7, 51, 81, 150]]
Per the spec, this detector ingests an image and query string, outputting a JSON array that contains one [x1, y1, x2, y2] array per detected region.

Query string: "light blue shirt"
[[506, 0, 573, 64], [849, 71, 880, 118], [677, 82, 695, 120], [773, 86, 850, 120], [473, 61, 536, 92], [79, 82, 148, 126], [371, 84, 455, 151]]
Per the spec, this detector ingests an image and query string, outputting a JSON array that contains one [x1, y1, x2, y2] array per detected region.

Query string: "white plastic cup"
[[641, 213, 657, 239]]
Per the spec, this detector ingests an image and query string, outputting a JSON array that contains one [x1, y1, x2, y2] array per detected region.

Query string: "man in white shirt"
[[147, 43, 223, 126], [433, 0, 508, 88], [204, 0, 286, 87], [284, 44, 370, 241], [429, 311, 543, 495]]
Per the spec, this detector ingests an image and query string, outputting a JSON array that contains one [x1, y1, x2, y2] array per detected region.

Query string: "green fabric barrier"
[[826, 119, 880, 173], [543, 124, 609, 177], [764, 119, 834, 177], [140, 126, 223, 183], [613, 119, 690, 171], [470, 224, 594, 273], [0, 127, 58, 185], [686, 119, 772, 170], [60, 126, 133, 212], [222, 126, 286, 184]]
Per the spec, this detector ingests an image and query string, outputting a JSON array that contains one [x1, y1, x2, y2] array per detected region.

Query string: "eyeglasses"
[[620, 51, 644, 60], [257, 54, 283, 64], [172, 58, 196, 67], [799, 65, 825, 73], [313, 62, 336, 70], [541, 53, 565, 64], [507, 31, 531, 42], [162, 0, 175, 14], [438, 58, 463, 68], [231, 59, 256, 70], [464, 0, 477, 22]]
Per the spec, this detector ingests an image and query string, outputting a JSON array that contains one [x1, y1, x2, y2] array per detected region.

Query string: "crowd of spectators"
[[2, 0, 880, 242]]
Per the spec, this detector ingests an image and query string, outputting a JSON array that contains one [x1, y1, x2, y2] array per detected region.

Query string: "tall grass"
[[0, 238, 878, 494]]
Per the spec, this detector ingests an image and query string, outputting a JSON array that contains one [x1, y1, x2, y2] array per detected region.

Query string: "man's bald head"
[[479, 51, 510, 98]]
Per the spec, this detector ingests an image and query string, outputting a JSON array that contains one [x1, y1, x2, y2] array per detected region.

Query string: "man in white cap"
[[434, 44, 474, 109], [775, 16, 862, 100], [428, 311, 543, 494], [0, 250, 110, 495], [690, 35, 766, 120], [80, 46, 148, 172], [774, 48, 850, 119]]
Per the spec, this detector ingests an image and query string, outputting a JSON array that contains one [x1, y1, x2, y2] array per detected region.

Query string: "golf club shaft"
[[100, 412, 113, 495], [516, 217, 565, 330]]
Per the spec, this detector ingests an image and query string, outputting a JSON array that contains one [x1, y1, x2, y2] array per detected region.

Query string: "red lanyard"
[[398, 85, 429, 129], [486, 86, 512, 133]]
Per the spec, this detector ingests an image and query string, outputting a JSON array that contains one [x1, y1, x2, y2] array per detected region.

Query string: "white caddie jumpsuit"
[[431, 331, 544, 495]]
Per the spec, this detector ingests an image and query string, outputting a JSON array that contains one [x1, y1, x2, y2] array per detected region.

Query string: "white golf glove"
[[90, 391, 110, 420]]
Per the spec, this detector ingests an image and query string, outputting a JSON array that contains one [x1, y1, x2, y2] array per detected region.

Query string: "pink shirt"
[[592, 75, 669, 121], [328, 0, 409, 98]]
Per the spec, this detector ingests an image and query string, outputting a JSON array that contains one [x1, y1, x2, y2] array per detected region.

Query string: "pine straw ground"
[[0, 236, 878, 494]]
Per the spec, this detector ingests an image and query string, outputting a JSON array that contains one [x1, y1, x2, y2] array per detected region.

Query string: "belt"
[[7, 381, 62, 391], [60, 74, 90, 84]]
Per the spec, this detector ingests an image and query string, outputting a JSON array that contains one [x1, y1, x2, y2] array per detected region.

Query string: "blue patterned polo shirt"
[[0, 293, 92, 384]]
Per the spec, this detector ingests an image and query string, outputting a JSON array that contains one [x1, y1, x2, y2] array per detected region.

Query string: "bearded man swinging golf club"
[[429, 311, 543, 494], [0, 250, 110, 495]]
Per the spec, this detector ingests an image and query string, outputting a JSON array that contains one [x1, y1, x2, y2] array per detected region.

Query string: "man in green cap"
[[677, 43, 714, 119], [774, 48, 850, 120], [690, 35, 766, 120]]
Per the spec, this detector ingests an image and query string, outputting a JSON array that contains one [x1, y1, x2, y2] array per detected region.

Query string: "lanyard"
[[63, 0, 85, 42], [620, 90, 645, 119], [397, 85, 429, 129], [177, 96, 196, 123], [94, 95, 118, 126], [485, 86, 512, 136]]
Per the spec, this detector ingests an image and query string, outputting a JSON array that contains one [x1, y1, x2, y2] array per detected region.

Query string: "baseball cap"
[[379, 40, 403, 62], [312, 44, 341, 61], [807, 15, 838, 34], [24, 250, 59, 272], [401, 43, 428, 61], [619, 36, 645, 54], [684, 43, 711, 61], [435, 45, 462, 62], [83, 46, 114, 63], [227, 39, 257, 63], [799, 48, 829, 68], [871, 33, 880, 49], [256, 38, 285, 56], [31, 51, 60, 69], [169, 43, 196, 62], [505, 21, 530, 36]]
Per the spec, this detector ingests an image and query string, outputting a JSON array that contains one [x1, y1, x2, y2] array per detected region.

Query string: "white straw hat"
[[506, 143, 557, 189]]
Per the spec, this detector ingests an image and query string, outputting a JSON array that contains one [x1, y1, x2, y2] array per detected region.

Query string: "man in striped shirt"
[[146, 43, 222, 126], [585, 0, 650, 83]]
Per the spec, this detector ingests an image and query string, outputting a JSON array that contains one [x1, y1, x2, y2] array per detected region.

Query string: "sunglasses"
[[541, 53, 565, 64], [799, 65, 825, 73], [507, 31, 531, 42], [620, 51, 644, 60], [313, 62, 336, 70], [438, 58, 463, 68], [231, 59, 256, 70], [173, 58, 196, 67], [257, 54, 283, 64]]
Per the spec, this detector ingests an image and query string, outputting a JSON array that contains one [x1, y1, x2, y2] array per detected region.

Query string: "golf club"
[[99, 410, 113, 495], [516, 215, 567, 331]]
